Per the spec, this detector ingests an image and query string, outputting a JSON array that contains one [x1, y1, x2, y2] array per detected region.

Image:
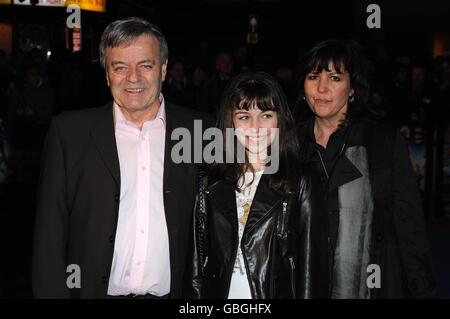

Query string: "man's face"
[[105, 35, 167, 113]]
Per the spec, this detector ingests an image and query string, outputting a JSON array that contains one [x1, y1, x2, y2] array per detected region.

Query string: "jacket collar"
[[327, 155, 363, 191], [245, 174, 286, 233], [327, 122, 369, 191], [207, 173, 287, 234]]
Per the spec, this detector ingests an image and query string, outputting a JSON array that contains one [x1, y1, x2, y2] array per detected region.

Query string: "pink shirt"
[[107, 95, 170, 296]]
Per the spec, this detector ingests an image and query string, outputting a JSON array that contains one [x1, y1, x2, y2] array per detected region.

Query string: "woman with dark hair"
[[184, 71, 328, 299], [295, 39, 437, 298]]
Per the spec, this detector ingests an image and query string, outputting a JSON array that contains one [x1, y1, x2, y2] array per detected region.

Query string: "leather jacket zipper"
[[278, 201, 288, 236], [289, 256, 296, 298]]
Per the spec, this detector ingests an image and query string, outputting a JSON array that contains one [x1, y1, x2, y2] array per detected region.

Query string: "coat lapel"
[[327, 123, 369, 191], [207, 174, 286, 235], [207, 178, 238, 236], [245, 174, 285, 233], [90, 103, 120, 186], [328, 154, 363, 191]]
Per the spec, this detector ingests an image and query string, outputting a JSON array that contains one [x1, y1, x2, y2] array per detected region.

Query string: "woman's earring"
[[349, 95, 355, 103], [302, 96, 306, 101]]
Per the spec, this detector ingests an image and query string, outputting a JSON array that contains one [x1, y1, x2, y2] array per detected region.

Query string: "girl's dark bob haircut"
[[214, 71, 301, 192]]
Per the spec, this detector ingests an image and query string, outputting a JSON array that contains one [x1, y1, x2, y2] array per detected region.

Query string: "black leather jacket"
[[184, 171, 329, 299]]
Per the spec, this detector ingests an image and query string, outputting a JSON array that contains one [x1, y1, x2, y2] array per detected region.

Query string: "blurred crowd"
[[0, 43, 449, 210]]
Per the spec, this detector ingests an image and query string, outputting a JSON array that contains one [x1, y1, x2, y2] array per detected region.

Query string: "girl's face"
[[233, 106, 278, 157], [304, 63, 354, 123]]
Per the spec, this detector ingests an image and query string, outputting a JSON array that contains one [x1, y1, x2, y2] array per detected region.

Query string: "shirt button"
[[142, 166, 146, 171], [137, 262, 141, 266], [140, 230, 145, 235]]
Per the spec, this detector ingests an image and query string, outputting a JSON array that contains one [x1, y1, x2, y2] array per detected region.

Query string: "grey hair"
[[99, 17, 168, 68]]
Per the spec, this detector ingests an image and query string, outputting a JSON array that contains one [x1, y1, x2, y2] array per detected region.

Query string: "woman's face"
[[233, 107, 278, 157], [304, 63, 354, 123]]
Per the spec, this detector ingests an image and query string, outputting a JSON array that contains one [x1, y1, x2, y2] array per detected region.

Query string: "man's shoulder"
[[166, 102, 214, 128], [49, 103, 113, 139], [53, 103, 112, 125]]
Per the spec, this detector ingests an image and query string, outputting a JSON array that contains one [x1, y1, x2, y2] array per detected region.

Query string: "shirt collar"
[[113, 93, 166, 129]]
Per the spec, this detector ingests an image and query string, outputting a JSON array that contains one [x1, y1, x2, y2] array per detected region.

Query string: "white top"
[[228, 170, 264, 299]]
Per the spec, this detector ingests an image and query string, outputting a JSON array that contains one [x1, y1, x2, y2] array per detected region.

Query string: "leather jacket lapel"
[[245, 175, 285, 233]]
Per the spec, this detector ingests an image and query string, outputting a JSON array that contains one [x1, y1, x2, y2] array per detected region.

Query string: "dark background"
[[0, 0, 449, 298]]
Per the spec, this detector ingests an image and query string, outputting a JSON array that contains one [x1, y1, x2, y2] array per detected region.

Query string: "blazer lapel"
[[163, 104, 175, 197], [90, 103, 120, 186], [162, 103, 186, 235]]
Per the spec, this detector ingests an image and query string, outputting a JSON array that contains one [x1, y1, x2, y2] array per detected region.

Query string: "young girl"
[[184, 71, 328, 299]]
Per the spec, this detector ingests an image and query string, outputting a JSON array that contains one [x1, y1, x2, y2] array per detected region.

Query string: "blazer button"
[[114, 194, 120, 202], [102, 276, 108, 284], [330, 209, 339, 215], [109, 235, 114, 243], [375, 233, 383, 243]]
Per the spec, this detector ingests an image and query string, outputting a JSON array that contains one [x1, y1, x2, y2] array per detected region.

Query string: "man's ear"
[[105, 71, 110, 87], [162, 62, 167, 82]]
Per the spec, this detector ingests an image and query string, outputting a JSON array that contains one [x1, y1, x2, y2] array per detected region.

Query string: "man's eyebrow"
[[111, 61, 126, 66], [110, 60, 156, 66], [138, 59, 155, 64]]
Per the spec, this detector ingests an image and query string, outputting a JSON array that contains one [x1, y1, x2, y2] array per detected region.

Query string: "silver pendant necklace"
[[316, 143, 346, 180]]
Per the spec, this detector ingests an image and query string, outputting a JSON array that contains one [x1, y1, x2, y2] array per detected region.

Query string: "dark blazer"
[[184, 171, 329, 299], [299, 119, 437, 298], [32, 102, 212, 298]]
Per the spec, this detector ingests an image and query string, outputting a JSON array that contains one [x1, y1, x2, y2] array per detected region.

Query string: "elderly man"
[[32, 17, 211, 298]]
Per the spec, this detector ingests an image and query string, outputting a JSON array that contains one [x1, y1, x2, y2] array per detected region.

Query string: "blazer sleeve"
[[391, 129, 437, 298], [296, 172, 329, 299], [32, 117, 70, 298]]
